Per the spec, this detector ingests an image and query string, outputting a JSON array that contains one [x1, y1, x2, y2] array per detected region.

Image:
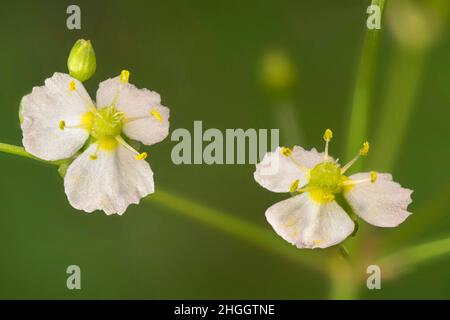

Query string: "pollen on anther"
[[135, 152, 148, 160], [280, 147, 292, 157], [58, 120, 66, 130], [360, 141, 370, 156], [370, 171, 377, 183], [151, 109, 163, 123], [120, 70, 130, 83], [323, 128, 333, 141], [69, 80, 76, 91], [89, 154, 98, 160], [290, 179, 299, 193]]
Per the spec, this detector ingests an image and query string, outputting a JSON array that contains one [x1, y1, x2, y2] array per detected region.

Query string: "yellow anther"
[[135, 152, 148, 160], [69, 80, 76, 91], [290, 179, 300, 193], [359, 141, 370, 156], [120, 69, 130, 83], [58, 120, 66, 130], [323, 193, 335, 202], [323, 128, 333, 141], [151, 109, 163, 123], [370, 171, 378, 183], [313, 239, 322, 246], [280, 147, 292, 157], [89, 154, 98, 160]]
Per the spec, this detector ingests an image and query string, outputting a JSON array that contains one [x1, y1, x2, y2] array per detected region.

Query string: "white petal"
[[344, 172, 413, 227], [254, 146, 326, 193], [265, 193, 354, 249], [292, 146, 327, 168], [21, 73, 92, 160], [96, 77, 169, 145], [64, 142, 154, 215]]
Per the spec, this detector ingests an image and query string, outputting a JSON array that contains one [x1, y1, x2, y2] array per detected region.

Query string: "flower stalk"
[[345, 0, 386, 170]]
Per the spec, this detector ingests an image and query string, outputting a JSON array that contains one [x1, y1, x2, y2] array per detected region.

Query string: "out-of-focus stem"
[[328, 257, 360, 299], [369, 47, 425, 171], [377, 237, 450, 277], [148, 189, 329, 276], [345, 0, 386, 169], [273, 99, 304, 146]]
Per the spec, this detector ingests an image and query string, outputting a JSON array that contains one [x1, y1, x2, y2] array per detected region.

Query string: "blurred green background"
[[1, 0, 450, 299]]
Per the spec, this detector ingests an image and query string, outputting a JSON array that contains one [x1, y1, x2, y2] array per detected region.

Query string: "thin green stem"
[[328, 257, 360, 299], [369, 47, 425, 171], [377, 237, 450, 277], [0, 142, 62, 166], [345, 0, 386, 168], [148, 189, 329, 276]]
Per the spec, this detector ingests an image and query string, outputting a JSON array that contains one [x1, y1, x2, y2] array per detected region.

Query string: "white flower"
[[21, 71, 170, 215], [254, 129, 413, 249]]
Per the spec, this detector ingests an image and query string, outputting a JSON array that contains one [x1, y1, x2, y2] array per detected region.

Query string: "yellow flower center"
[[91, 106, 124, 139], [308, 161, 346, 203], [81, 106, 124, 150]]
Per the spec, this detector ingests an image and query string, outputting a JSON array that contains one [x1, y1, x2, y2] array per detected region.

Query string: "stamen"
[[341, 174, 375, 187], [68, 79, 96, 112], [151, 109, 163, 123], [135, 152, 148, 160], [360, 141, 370, 156], [115, 136, 148, 160], [323, 128, 333, 141], [281, 147, 292, 157], [370, 171, 377, 183], [280, 146, 310, 175], [323, 128, 333, 160], [123, 116, 150, 124], [341, 141, 370, 174], [69, 80, 76, 91], [120, 70, 130, 83], [89, 143, 100, 160], [111, 70, 130, 107], [58, 120, 85, 131], [122, 108, 163, 125], [289, 179, 300, 193]]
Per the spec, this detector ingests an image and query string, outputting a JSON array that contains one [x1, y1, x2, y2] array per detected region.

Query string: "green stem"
[[377, 237, 450, 276], [345, 0, 386, 168], [328, 257, 360, 299], [148, 189, 329, 276], [369, 47, 425, 171], [0, 142, 62, 166]]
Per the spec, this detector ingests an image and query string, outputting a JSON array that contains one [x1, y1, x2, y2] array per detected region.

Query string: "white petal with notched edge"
[[21, 73, 92, 161], [265, 193, 354, 249], [64, 142, 154, 215], [344, 172, 413, 227], [96, 77, 169, 146], [254, 146, 327, 193]]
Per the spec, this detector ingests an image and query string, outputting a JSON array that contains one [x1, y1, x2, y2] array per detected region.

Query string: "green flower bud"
[[67, 39, 96, 82]]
